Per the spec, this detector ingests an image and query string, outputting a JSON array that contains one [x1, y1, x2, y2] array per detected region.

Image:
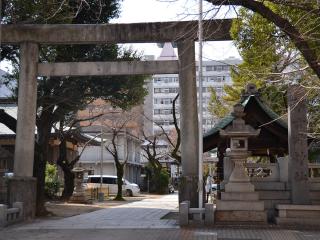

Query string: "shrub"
[[152, 169, 169, 194], [45, 163, 60, 199]]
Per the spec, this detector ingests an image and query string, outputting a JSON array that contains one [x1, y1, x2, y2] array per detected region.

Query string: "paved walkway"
[[14, 193, 179, 230], [2, 194, 320, 240]]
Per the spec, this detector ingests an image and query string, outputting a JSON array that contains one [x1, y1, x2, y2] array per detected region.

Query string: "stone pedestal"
[[7, 177, 37, 220]]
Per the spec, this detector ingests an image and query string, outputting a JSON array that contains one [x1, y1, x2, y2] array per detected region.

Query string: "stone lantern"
[[220, 104, 260, 191], [69, 166, 89, 204], [216, 104, 267, 223]]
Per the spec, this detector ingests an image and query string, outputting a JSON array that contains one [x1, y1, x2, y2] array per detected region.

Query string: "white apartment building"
[[145, 42, 241, 135]]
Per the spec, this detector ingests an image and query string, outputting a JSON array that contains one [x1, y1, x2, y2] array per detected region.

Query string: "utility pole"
[[98, 125, 104, 202], [198, 0, 204, 210]]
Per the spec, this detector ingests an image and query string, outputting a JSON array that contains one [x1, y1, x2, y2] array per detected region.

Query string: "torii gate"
[[1, 20, 232, 218]]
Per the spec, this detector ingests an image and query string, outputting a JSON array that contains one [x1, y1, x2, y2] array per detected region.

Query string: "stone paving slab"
[[1, 228, 320, 240], [2, 194, 320, 240]]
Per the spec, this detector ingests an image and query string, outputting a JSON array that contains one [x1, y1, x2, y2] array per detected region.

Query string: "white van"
[[85, 175, 140, 197]]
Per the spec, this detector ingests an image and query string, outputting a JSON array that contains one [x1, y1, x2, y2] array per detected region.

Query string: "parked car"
[[211, 183, 217, 192], [85, 175, 140, 197]]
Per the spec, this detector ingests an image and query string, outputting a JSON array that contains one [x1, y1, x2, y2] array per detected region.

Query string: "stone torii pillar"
[[287, 85, 310, 204], [177, 40, 199, 208], [8, 42, 38, 219]]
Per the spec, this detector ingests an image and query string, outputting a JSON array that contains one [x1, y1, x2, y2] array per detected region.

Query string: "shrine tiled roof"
[[203, 95, 287, 139]]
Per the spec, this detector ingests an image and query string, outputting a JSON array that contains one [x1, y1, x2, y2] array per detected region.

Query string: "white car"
[[85, 175, 140, 197]]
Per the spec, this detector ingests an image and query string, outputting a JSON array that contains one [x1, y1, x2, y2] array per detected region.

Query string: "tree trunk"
[[115, 162, 124, 201], [34, 110, 53, 216], [56, 137, 75, 200], [61, 168, 74, 200]]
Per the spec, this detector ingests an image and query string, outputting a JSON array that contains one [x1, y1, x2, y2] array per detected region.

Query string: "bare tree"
[[103, 110, 141, 200], [141, 131, 167, 173], [104, 122, 129, 201], [157, 93, 181, 164]]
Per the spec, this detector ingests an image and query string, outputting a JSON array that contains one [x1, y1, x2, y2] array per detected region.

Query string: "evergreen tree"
[[1, 0, 147, 215]]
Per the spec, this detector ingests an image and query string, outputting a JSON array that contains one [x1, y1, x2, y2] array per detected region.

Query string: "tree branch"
[[206, 0, 320, 79]]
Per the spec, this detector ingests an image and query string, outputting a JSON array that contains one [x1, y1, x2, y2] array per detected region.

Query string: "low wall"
[[0, 202, 23, 227], [222, 157, 320, 221]]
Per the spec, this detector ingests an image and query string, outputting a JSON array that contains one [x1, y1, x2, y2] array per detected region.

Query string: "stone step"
[[215, 210, 267, 223], [221, 192, 259, 201], [252, 181, 286, 191], [216, 200, 264, 211], [276, 217, 320, 226], [309, 182, 320, 191], [257, 191, 290, 200], [310, 191, 320, 200], [264, 199, 291, 209]]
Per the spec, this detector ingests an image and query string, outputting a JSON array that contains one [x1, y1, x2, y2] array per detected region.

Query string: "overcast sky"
[[0, 0, 240, 71], [111, 0, 240, 61]]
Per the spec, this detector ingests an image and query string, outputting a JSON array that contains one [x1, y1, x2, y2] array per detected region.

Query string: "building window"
[[216, 76, 226, 82], [222, 65, 230, 71], [214, 65, 223, 71], [205, 66, 214, 71], [154, 88, 161, 93], [169, 88, 178, 93], [154, 77, 162, 83], [154, 109, 161, 115]]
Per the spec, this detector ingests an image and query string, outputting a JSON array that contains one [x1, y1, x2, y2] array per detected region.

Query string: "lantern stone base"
[[221, 192, 259, 201], [224, 182, 255, 192], [216, 210, 267, 223], [69, 195, 89, 204], [216, 181, 267, 223], [216, 199, 267, 223], [69, 190, 90, 204]]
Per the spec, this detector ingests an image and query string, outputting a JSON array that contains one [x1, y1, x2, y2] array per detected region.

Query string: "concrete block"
[[204, 203, 214, 226], [216, 200, 264, 211], [0, 204, 7, 227], [215, 210, 267, 223], [179, 201, 189, 226], [221, 192, 259, 201], [7, 177, 37, 220], [224, 182, 254, 192], [12, 202, 23, 219]]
